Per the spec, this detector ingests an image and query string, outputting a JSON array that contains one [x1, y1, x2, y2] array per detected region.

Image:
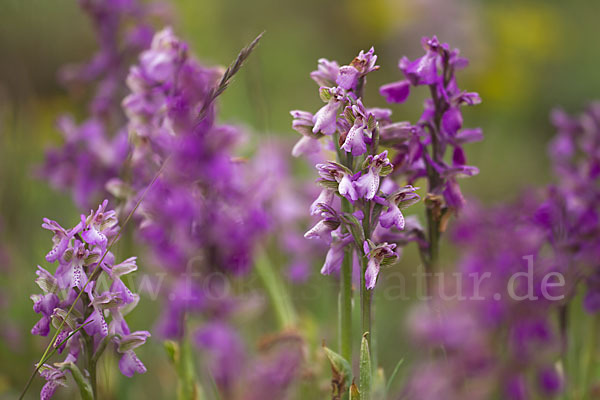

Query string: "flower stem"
[[255, 249, 297, 329], [339, 245, 353, 362], [582, 314, 600, 399], [360, 201, 373, 356], [424, 207, 440, 294], [84, 334, 98, 400], [338, 134, 354, 365], [339, 197, 353, 363]]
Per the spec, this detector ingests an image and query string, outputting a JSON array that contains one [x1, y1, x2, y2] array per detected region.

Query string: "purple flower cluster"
[[120, 27, 266, 276], [293, 48, 419, 289], [401, 102, 600, 399], [31, 200, 148, 399], [116, 27, 270, 390], [380, 36, 482, 212], [537, 104, 600, 312], [404, 200, 564, 400], [39, 0, 165, 208], [197, 330, 304, 399]]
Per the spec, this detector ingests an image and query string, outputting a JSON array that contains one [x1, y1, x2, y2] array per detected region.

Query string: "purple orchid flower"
[[321, 229, 354, 275], [312, 87, 346, 135], [379, 80, 411, 104], [341, 100, 375, 156], [363, 241, 398, 289], [310, 58, 340, 87], [354, 151, 393, 200], [380, 186, 420, 230], [304, 203, 342, 242]]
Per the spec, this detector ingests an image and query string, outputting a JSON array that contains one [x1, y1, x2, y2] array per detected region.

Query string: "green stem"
[[86, 337, 97, 400], [255, 249, 297, 329], [361, 282, 372, 346], [81, 293, 97, 400], [338, 138, 354, 365], [180, 335, 204, 400], [583, 314, 600, 399], [558, 304, 569, 398], [339, 223, 353, 363], [360, 202, 373, 352], [424, 207, 440, 294]]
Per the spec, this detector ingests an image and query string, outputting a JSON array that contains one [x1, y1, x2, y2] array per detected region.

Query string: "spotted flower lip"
[[363, 241, 398, 290], [114, 330, 151, 377], [341, 100, 375, 156], [342, 119, 368, 156], [312, 87, 346, 135], [118, 348, 148, 377], [39, 365, 67, 400], [379, 186, 420, 230], [379, 202, 405, 230], [353, 151, 393, 200]]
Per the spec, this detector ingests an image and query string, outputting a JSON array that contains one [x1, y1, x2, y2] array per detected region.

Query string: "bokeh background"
[[1, 0, 599, 398]]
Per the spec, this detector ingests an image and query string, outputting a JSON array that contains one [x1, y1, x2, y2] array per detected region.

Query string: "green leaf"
[[164, 340, 205, 400], [254, 250, 297, 329], [360, 333, 372, 400], [56, 362, 93, 400], [164, 340, 179, 364], [385, 358, 405, 395], [323, 346, 353, 387]]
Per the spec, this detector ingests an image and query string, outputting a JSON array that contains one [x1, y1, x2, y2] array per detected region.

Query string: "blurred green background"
[[1, 0, 600, 398]]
